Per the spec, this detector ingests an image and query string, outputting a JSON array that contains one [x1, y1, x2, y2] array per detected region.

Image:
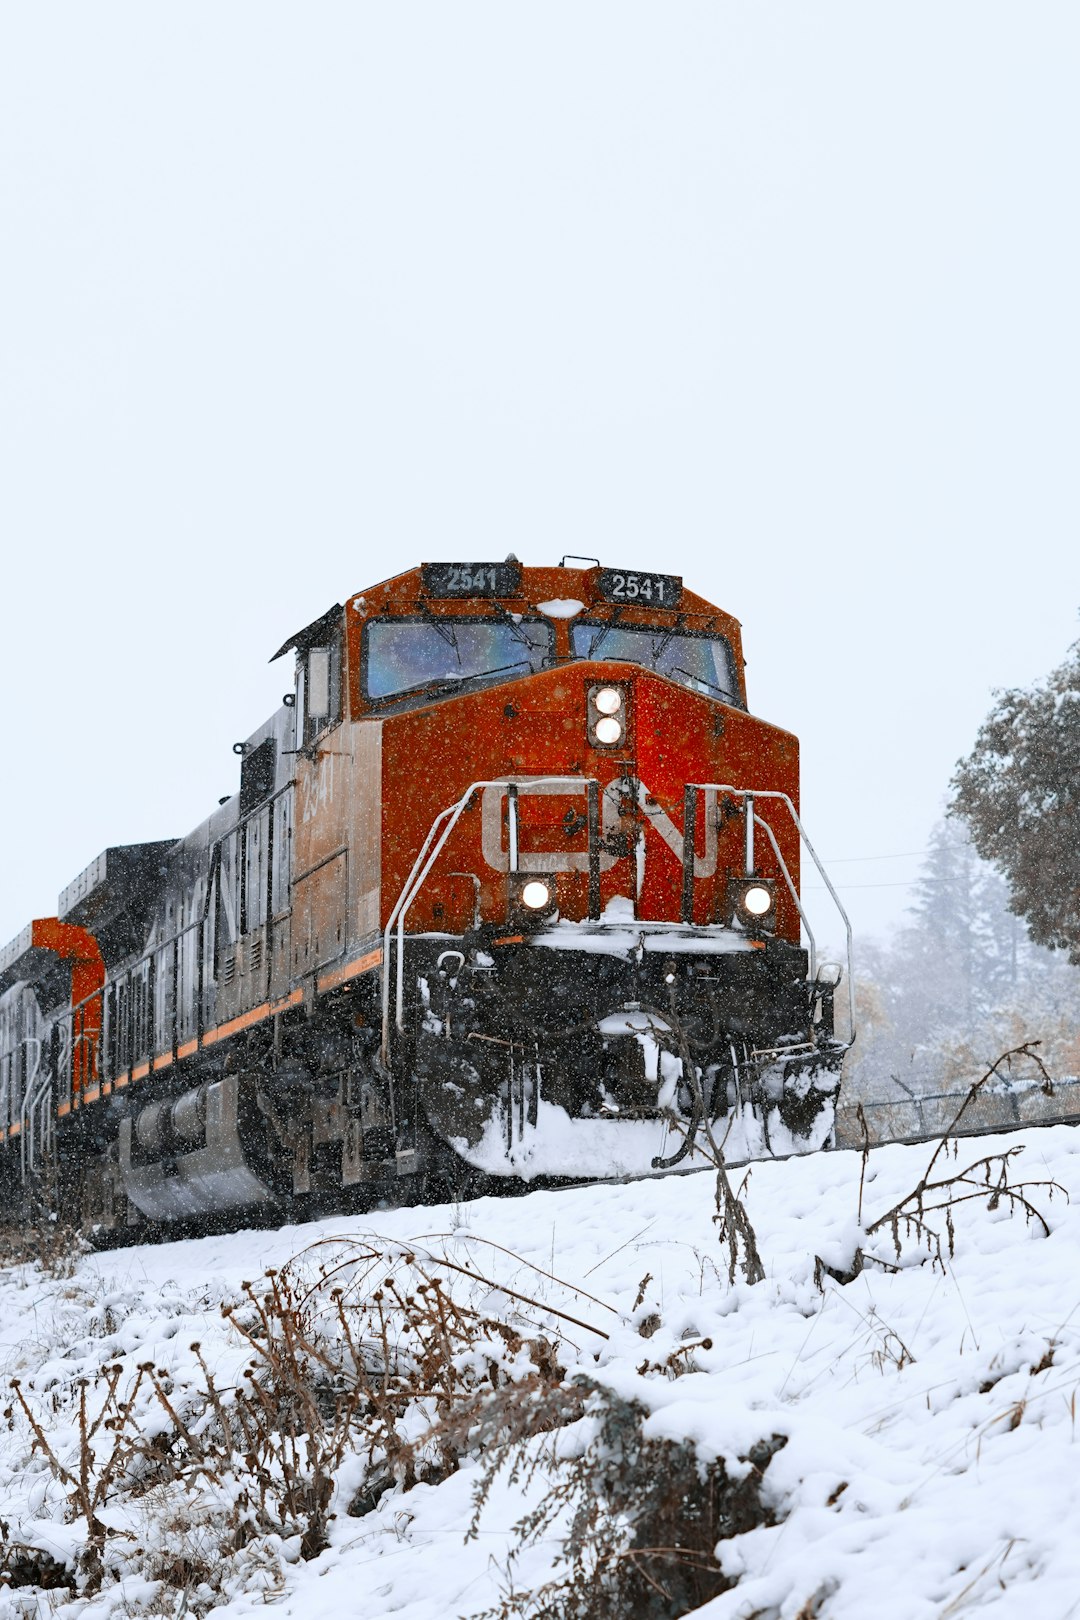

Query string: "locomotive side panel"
[[290, 718, 382, 980], [349, 720, 383, 946]]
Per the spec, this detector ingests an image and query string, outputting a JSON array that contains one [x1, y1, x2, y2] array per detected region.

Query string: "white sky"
[[1, 3, 1077, 950]]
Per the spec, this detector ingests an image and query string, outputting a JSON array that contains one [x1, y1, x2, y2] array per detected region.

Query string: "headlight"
[[727, 877, 776, 930], [742, 885, 773, 917], [508, 871, 559, 926], [587, 682, 630, 748]]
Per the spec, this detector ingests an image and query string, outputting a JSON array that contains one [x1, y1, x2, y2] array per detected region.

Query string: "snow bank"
[[2, 1122, 1080, 1618]]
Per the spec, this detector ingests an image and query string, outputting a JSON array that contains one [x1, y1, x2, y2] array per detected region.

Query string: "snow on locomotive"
[[0, 560, 852, 1233]]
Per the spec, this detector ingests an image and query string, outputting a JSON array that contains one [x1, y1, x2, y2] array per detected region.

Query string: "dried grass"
[[818, 1042, 1067, 1287], [465, 1383, 787, 1620]]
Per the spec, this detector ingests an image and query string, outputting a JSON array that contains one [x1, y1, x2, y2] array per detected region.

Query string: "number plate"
[[421, 561, 522, 598], [597, 569, 682, 607]]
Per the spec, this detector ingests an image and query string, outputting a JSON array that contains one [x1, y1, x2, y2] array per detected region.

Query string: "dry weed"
[[0, 1214, 84, 1281], [2, 1232, 586, 1602], [466, 1382, 787, 1620], [819, 1042, 1067, 1286]]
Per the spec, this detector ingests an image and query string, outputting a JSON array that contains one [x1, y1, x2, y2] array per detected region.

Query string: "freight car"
[[0, 560, 853, 1234]]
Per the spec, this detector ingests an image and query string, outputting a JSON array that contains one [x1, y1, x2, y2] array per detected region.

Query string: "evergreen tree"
[[845, 820, 1080, 1098], [902, 819, 981, 1028]]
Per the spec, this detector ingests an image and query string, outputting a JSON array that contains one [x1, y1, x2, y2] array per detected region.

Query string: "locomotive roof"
[[341, 560, 742, 647]]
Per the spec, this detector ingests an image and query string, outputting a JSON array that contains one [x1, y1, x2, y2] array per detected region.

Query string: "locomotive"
[[0, 560, 852, 1234]]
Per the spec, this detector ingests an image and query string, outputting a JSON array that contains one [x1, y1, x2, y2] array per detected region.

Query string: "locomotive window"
[[570, 622, 741, 705], [364, 617, 554, 703], [298, 638, 342, 745], [307, 648, 331, 720]]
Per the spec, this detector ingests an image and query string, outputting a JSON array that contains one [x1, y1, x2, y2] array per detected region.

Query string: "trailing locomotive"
[[0, 560, 853, 1234]]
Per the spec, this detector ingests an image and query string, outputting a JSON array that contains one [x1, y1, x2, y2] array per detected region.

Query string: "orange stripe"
[[270, 988, 304, 1015], [82, 1086, 100, 1104], [202, 1000, 273, 1047], [6, 1121, 21, 1137], [55, 1104, 70, 1119], [317, 948, 383, 993], [55, 970, 359, 1117]]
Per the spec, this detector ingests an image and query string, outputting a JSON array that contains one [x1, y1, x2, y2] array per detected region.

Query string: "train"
[[0, 559, 853, 1235]]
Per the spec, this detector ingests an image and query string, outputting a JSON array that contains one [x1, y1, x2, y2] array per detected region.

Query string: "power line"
[[806, 875, 962, 892], [820, 849, 929, 864]]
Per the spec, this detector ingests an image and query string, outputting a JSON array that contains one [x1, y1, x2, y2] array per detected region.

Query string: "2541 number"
[[421, 561, 522, 598], [597, 568, 682, 607]]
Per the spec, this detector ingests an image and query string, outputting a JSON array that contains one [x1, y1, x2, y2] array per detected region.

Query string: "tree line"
[[846, 627, 1080, 1099]]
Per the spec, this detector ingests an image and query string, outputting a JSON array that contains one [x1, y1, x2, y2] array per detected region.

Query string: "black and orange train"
[[0, 561, 852, 1233]]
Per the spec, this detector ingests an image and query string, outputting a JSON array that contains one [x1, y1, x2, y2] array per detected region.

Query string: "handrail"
[[19, 1037, 47, 1180], [56, 784, 291, 1066], [685, 784, 856, 1046], [57, 919, 202, 1088], [381, 776, 600, 1062], [0, 794, 292, 1121], [752, 816, 816, 977]]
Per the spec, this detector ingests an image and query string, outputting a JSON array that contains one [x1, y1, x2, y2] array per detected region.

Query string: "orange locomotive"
[[0, 560, 852, 1232]]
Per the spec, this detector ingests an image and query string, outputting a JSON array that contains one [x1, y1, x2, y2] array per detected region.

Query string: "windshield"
[[570, 622, 740, 704], [365, 617, 554, 702]]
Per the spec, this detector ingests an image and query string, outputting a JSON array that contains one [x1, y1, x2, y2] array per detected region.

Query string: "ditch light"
[[508, 872, 558, 926], [728, 877, 776, 931]]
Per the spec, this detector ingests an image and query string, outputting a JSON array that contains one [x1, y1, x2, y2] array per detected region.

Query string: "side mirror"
[[816, 961, 843, 988]]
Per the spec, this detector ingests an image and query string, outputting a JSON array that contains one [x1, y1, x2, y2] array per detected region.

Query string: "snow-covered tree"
[[952, 632, 1080, 962]]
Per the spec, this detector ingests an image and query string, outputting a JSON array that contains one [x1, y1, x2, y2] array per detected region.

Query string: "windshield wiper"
[[416, 600, 460, 651], [668, 665, 734, 703], [586, 608, 626, 659], [652, 615, 685, 662], [492, 603, 537, 651], [386, 659, 533, 703], [441, 659, 532, 689], [393, 673, 467, 700]]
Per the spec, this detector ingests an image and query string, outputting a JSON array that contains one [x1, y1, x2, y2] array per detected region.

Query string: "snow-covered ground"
[[3, 1123, 1080, 1619]]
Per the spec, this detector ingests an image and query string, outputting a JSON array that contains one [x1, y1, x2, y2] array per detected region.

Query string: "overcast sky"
[[2, 2, 1077, 952]]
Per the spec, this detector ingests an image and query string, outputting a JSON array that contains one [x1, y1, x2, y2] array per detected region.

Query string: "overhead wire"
[[805, 877, 963, 891], [806, 848, 975, 892]]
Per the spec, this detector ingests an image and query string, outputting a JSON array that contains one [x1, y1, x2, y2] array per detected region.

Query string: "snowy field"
[[3, 1123, 1080, 1620]]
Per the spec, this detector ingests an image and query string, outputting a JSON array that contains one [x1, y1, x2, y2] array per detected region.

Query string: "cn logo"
[[479, 781, 716, 877]]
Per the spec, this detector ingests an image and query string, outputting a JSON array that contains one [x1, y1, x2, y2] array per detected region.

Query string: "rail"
[[682, 784, 856, 1046]]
